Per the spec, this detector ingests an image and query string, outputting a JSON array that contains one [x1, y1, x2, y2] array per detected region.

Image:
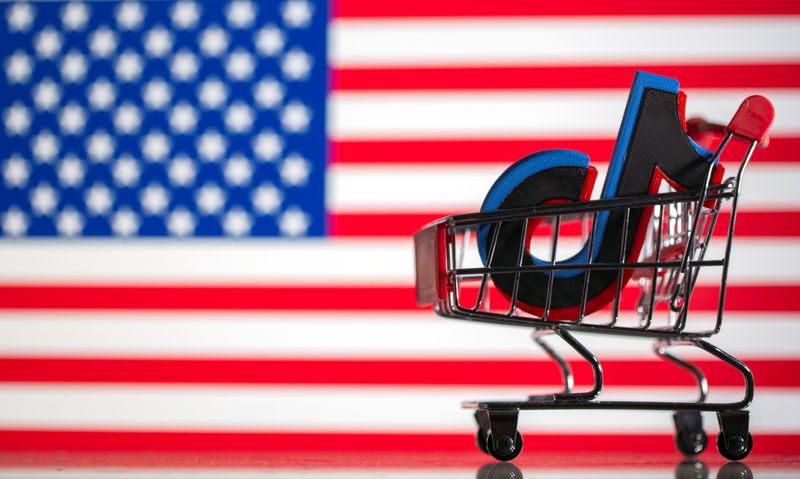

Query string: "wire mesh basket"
[[414, 75, 774, 462]]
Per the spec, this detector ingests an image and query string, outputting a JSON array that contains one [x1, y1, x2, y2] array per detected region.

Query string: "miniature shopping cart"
[[414, 73, 774, 462]]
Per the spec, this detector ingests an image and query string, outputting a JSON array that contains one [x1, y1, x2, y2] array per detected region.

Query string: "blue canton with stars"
[[0, 0, 326, 238]]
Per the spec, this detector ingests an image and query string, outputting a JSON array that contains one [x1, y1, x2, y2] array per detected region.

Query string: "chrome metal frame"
[[416, 133, 762, 461]]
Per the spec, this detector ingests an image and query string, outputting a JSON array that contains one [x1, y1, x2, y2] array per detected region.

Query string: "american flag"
[[0, 0, 799, 460]]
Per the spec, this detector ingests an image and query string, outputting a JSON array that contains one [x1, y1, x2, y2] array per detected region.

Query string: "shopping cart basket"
[[414, 72, 774, 462]]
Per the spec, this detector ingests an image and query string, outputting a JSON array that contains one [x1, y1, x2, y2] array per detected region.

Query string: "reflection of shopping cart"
[[414, 84, 774, 462]]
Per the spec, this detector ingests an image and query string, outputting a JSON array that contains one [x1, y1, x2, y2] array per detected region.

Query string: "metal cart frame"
[[414, 96, 774, 462]]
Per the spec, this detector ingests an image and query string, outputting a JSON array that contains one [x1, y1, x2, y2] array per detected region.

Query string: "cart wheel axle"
[[717, 432, 753, 461], [486, 432, 524, 462]]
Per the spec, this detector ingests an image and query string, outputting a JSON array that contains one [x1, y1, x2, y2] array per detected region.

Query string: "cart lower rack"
[[414, 72, 774, 462]]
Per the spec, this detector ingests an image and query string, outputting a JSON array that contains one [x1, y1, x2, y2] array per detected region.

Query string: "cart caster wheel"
[[716, 410, 752, 461], [676, 429, 708, 456], [486, 432, 523, 462], [477, 428, 490, 455], [717, 432, 753, 461], [674, 411, 708, 456]]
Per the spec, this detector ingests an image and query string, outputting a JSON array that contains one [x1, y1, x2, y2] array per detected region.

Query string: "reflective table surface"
[[0, 451, 796, 478]]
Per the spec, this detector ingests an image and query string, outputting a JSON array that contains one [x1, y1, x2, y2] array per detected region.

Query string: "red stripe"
[[331, 211, 800, 238], [0, 284, 797, 311], [1, 430, 798, 458], [334, 0, 800, 17], [0, 285, 414, 310], [330, 212, 447, 237], [333, 64, 800, 90], [331, 136, 800, 164], [0, 358, 794, 387], [719, 211, 800, 237]]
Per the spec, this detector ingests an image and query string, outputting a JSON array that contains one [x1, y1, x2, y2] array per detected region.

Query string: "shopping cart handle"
[[686, 117, 725, 137], [414, 223, 448, 306], [687, 96, 774, 149], [726, 95, 774, 146]]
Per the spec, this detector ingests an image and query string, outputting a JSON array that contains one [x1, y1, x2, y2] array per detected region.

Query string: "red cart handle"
[[687, 95, 774, 149], [414, 223, 449, 306], [727, 95, 774, 145]]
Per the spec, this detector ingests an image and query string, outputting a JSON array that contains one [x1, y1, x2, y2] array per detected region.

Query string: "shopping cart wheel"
[[673, 411, 708, 455], [717, 432, 753, 461], [486, 431, 524, 462], [676, 430, 708, 457], [716, 410, 752, 461], [474, 409, 522, 460]]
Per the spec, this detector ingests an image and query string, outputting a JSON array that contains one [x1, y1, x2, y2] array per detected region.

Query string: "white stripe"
[[0, 311, 796, 359], [329, 89, 800, 139], [0, 238, 797, 284], [444, 236, 800, 284], [0, 384, 794, 433], [331, 17, 800, 67], [0, 238, 412, 284], [328, 163, 800, 212]]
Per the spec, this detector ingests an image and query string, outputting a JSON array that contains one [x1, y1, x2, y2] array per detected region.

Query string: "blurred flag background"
[[0, 0, 799, 459]]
